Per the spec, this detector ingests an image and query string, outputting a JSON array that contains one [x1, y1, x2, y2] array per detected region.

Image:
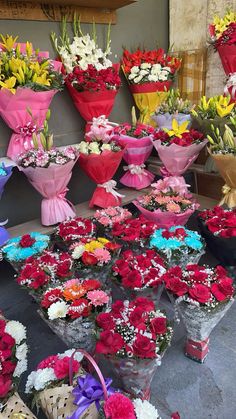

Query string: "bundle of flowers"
[[111, 215, 159, 248], [53, 216, 97, 249], [134, 190, 198, 227], [0, 35, 62, 160], [121, 47, 181, 124], [17, 111, 78, 225], [52, 19, 120, 129], [78, 116, 124, 208], [2, 232, 50, 271], [149, 226, 205, 268], [101, 394, 161, 419], [94, 206, 132, 231], [96, 298, 173, 398], [25, 349, 83, 418], [0, 163, 13, 246], [153, 89, 193, 129], [16, 250, 73, 297], [39, 278, 110, 350], [153, 119, 206, 176], [198, 206, 236, 267]]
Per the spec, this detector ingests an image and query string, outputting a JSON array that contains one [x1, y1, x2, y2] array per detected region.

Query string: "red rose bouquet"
[[53, 216, 97, 250], [122, 48, 181, 125], [96, 297, 173, 398], [163, 264, 235, 362], [39, 278, 110, 351], [111, 249, 166, 303]]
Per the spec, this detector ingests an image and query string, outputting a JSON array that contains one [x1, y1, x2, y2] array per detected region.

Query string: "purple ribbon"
[[68, 374, 115, 419]]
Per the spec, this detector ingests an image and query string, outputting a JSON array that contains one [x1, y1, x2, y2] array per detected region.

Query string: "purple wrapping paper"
[[0, 165, 13, 199]]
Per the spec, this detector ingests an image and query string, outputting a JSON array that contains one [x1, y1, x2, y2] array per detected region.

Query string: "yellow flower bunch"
[[84, 237, 109, 252], [164, 119, 189, 138], [192, 95, 235, 119], [212, 10, 236, 39]]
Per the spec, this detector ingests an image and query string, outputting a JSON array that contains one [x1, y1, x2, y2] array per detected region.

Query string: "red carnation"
[[122, 271, 142, 289], [81, 251, 98, 266], [0, 333, 15, 350], [83, 279, 101, 291], [56, 260, 72, 278], [19, 234, 36, 248], [0, 376, 12, 398], [104, 393, 136, 419], [54, 356, 80, 379], [1, 360, 16, 375], [134, 297, 155, 312], [68, 299, 91, 319]]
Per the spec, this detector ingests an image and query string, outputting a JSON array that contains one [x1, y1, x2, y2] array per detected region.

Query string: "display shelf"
[[22, 0, 136, 8]]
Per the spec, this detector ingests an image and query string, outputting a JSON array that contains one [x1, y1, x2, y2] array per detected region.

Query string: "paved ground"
[[0, 212, 236, 419]]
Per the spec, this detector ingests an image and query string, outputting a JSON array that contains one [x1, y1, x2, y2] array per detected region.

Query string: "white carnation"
[[33, 368, 57, 391], [25, 371, 37, 394], [15, 342, 28, 361], [72, 245, 85, 259], [5, 321, 26, 344], [58, 349, 83, 363], [13, 358, 28, 378], [101, 144, 111, 151], [133, 399, 161, 419], [48, 301, 69, 320]]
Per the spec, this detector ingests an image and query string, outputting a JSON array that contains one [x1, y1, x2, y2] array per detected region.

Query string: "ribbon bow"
[[224, 72, 236, 99], [123, 164, 148, 180], [15, 122, 39, 151], [68, 374, 115, 419], [97, 180, 125, 200]]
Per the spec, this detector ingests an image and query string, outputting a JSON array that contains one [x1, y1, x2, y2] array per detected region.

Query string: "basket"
[[0, 392, 36, 418]]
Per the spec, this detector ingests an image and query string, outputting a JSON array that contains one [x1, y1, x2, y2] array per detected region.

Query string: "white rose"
[[130, 66, 139, 74], [79, 141, 89, 154], [88, 142, 101, 154], [141, 63, 151, 69], [48, 301, 69, 320], [72, 245, 85, 259], [5, 321, 26, 344], [101, 144, 111, 151]]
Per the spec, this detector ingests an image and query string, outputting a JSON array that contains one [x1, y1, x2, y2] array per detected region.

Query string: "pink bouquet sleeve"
[[19, 160, 77, 226], [117, 134, 154, 189], [0, 88, 58, 160], [152, 139, 208, 176]]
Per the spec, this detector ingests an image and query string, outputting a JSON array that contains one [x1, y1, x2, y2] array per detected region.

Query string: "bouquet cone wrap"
[[152, 139, 208, 176], [19, 161, 76, 226], [117, 134, 154, 189], [177, 299, 234, 342], [133, 200, 196, 227], [210, 152, 236, 208], [154, 248, 205, 270], [152, 112, 191, 130], [217, 44, 236, 76], [0, 392, 37, 418], [79, 150, 124, 208], [129, 81, 172, 125], [111, 281, 164, 305], [0, 88, 58, 160]]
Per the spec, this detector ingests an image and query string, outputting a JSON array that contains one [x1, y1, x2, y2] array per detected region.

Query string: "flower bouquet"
[[207, 118, 236, 207], [133, 189, 198, 227], [93, 206, 132, 236], [113, 111, 154, 189], [209, 10, 236, 99], [163, 264, 235, 362], [16, 250, 73, 300], [78, 116, 124, 208], [25, 349, 83, 418], [149, 226, 205, 268], [0, 163, 13, 246], [122, 48, 181, 125], [153, 119, 207, 176], [39, 278, 109, 351], [111, 249, 166, 303], [198, 206, 236, 273], [53, 217, 97, 250], [0, 315, 34, 418], [2, 232, 50, 272], [0, 35, 63, 160], [71, 237, 121, 285], [96, 298, 173, 399], [52, 19, 120, 131], [152, 89, 192, 129], [17, 112, 78, 225]]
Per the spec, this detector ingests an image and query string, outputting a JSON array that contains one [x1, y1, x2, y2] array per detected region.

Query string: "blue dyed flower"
[[2, 232, 50, 262]]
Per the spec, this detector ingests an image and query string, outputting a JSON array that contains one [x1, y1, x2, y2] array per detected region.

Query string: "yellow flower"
[[32, 71, 51, 86], [216, 100, 235, 118], [0, 34, 18, 52], [0, 76, 17, 94], [25, 41, 33, 58], [164, 119, 189, 138], [213, 11, 236, 38], [201, 96, 212, 111], [97, 237, 109, 244], [84, 240, 104, 252]]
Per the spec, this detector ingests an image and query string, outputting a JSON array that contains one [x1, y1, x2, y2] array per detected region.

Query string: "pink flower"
[[105, 207, 119, 216], [64, 278, 80, 288], [166, 202, 181, 213], [152, 176, 190, 195], [93, 248, 111, 264], [37, 355, 59, 370], [98, 216, 111, 226], [87, 290, 109, 306], [104, 393, 136, 419]]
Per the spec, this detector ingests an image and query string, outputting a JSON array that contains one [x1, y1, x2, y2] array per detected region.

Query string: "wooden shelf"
[[21, 0, 136, 9]]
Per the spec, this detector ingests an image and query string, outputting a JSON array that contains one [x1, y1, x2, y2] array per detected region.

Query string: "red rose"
[[122, 271, 142, 289], [150, 317, 167, 335], [53, 356, 80, 379], [211, 278, 234, 302], [134, 297, 155, 312], [96, 330, 124, 354], [68, 299, 91, 319], [81, 251, 98, 266], [129, 307, 147, 329], [0, 376, 12, 398], [133, 334, 156, 358], [165, 277, 188, 296], [19, 234, 36, 248], [189, 284, 211, 304], [96, 313, 115, 330]]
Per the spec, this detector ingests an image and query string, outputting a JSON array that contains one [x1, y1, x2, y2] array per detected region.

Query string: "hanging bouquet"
[[153, 119, 206, 176], [0, 163, 13, 246], [78, 116, 125, 208], [0, 35, 63, 160], [121, 47, 181, 125], [96, 298, 173, 398], [150, 226, 205, 268], [198, 206, 236, 268], [152, 89, 193, 129], [209, 10, 236, 99], [53, 217, 97, 250], [207, 117, 236, 207], [17, 111, 78, 226], [112, 108, 154, 189], [52, 18, 120, 130], [134, 189, 198, 227], [94, 206, 132, 235]]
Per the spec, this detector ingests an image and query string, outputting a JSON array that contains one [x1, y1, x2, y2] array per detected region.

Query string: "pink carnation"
[[93, 248, 111, 264], [37, 355, 59, 370], [166, 202, 181, 213], [98, 216, 111, 226], [64, 278, 80, 288], [105, 207, 119, 216], [87, 290, 109, 307]]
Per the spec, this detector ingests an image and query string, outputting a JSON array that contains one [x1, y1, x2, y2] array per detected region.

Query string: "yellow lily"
[[33, 72, 51, 86], [25, 41, 33, 58], [216, 102, 235, 118], [0, 34, 18, 52], [0, 76, 17, 94], [201, 96, 212, 111], [164, 119, 189, 138]]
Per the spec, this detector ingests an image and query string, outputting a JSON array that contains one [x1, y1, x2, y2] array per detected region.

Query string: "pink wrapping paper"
[[117, 134, 154, 189], [133, 201, 196, 228], [0, 88, 58, 160], [152, 139, 208, 176], [19, 160, 76, 226]]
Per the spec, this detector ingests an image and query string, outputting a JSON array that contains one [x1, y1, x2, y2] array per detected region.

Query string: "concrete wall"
[[0, 0, 169, 227]]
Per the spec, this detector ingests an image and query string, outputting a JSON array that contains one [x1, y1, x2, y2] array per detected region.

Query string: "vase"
[[177, 299, 234, 362]]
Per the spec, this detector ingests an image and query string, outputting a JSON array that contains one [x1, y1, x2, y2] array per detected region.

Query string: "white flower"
[[134, 75, 143, 84], [13, 358, 28, 378], [15, 342, 28, 361], [79, 141, 89, 154], [25, 371, 37, 394], [27, 368, 57, 392], [130, 66, 139, 74], [148, 74, 159, 82], [48, 301, 69, 320], [88, 142, 101, 154], [141, 63, 151, 69], [101, 144, 111, 151], [152, 63, 162, 72], [72, 245, 85, 259], [5, 321, 26, 344], [159, 73, 168, 81], [128, 73, 137, 80], [133, 399, 160, 419], [139, 69, 149, 76], [58, 349, 83, 363]]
